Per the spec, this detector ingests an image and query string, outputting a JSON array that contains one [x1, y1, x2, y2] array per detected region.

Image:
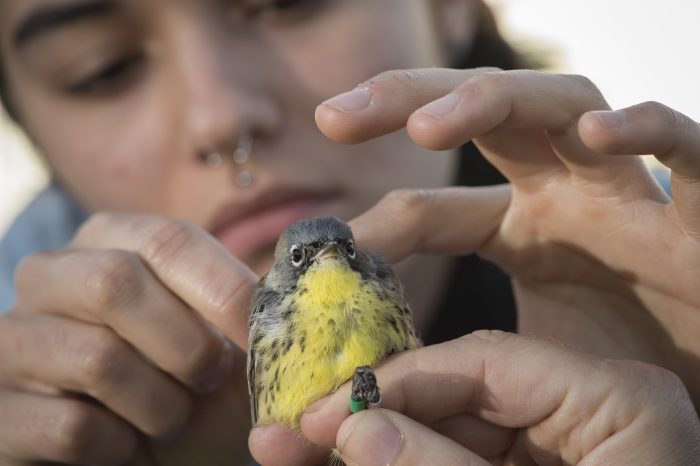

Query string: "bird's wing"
[[370, 252, 421, 347], [247, 277, 279, 425], [370, 252, 405, 302]]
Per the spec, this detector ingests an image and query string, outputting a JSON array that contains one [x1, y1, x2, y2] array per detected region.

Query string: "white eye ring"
[[345, 240, 356, 259], [290, 245, 304, 267]]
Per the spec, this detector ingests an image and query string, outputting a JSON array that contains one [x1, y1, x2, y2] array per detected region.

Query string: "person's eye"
[[67, 52, 145, 96], [243, 0, 328, 22]]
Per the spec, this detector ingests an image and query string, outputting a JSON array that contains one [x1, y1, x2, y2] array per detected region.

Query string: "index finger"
[[316, 68, 493, 144], [349, 185, 511, 263], [72, 213, 257, 348]]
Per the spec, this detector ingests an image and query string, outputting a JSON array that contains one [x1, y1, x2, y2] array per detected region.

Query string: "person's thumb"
[[336, 409, 489, 466]]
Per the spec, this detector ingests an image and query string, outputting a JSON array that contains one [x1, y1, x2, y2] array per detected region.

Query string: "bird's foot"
[[350, 365, 381, 413]]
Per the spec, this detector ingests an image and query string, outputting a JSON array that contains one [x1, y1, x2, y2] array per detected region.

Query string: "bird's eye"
[[345, 241, 356, 259], [290, 246, 304, 266]]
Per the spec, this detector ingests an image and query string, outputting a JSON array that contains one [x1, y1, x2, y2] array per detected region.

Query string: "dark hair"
[[452, 2, 522, 71], [422, 3, 520, 346], [449, 3, 521, 188], [0, 61, 15, 121]]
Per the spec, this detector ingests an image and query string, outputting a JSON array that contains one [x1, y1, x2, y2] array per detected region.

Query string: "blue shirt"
[[0, 183, 85, 312]]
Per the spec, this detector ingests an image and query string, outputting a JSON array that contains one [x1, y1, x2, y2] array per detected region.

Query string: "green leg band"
[[350, 397, 367, 413]]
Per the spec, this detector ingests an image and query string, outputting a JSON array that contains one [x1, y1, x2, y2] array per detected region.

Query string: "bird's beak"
[[315, 241, 339, 261]]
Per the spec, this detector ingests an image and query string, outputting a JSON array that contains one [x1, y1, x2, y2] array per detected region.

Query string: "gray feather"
[[247, 277, 282, 424]]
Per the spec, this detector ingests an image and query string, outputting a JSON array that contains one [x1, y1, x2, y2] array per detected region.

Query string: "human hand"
[[315, 68, 700, 404], [299, 331, 700, 466], [249, 67, 700, 465], [250, 331, 700, 465], [0, 213, 256, 465]]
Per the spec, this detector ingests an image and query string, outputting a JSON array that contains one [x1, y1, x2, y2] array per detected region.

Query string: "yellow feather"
[[255, 259, 416, 426]]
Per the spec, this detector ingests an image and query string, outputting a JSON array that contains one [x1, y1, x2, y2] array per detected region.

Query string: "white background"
[[1, 0, 698, 234]]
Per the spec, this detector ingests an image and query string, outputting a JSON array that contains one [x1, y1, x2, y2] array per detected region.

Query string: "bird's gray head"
[[273, 216, 356, 270]]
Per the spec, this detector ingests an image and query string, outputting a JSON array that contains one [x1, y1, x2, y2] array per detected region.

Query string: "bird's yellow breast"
[[255, 260, 414, 426]]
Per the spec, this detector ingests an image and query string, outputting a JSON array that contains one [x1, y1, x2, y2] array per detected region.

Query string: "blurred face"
[[0, 0, 461, 275]]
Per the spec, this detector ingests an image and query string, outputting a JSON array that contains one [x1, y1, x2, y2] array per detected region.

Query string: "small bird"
[[247, 216, 419, 427]]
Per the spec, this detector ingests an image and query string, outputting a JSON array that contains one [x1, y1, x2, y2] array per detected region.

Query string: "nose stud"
[[200, 132, 255, 188]]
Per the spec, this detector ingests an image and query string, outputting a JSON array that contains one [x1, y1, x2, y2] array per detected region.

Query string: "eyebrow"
[[13, 0, 120, 48]]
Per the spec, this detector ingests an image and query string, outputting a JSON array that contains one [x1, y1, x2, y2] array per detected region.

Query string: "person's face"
[[1, 0, 461, 274]]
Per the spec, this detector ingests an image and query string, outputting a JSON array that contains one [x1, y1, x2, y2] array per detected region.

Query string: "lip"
[[210, 188, 339, 259]]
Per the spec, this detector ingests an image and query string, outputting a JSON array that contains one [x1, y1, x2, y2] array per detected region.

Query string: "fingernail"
[[193, 347, 233, 394], [322, 87, 372, 112], [419, 93, 459, 119], [593, 110, 626, 129], [337, 411, 402, 466]]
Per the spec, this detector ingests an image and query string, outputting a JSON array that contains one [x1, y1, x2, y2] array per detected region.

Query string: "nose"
[[167, 11, 281, 158]]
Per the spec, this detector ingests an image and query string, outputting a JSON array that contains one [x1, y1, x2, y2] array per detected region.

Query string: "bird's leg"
[[350, 366, 381, 413]]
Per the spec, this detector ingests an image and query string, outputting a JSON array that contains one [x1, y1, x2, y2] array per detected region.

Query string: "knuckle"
[[14, 253, 44, 281], [382, 188, 437, 217], [0, 313, 31, 365], [639, 100, 674, 122], [142, 217, 198, 265], [465, 70, 510, 94], [74, 212, 116, 244], [52, 401, 137, 465], [465, 329, 513, 347], [85, 250, 144, 312], [606, 360, 690, 409], [474, 66, 503, 74], [154, 392, 192, 438], [565, 73, 607, 106], [182, 334, 223, 384], [643, 100, 691, 132], [370, 69, 421, 88], [605, 359, 680, 388], [77, 329, 126, 389], [639, 100, 669, 115], [565, 73, 598, 91], [381, 189, 438, 254], [651, 366, 685, 390], [622, 363, 698, 426], [631, 360, 683, 387], [209, 278, 253, 323], [52, 402, 102, 461], [14, 252, 52, 303]]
